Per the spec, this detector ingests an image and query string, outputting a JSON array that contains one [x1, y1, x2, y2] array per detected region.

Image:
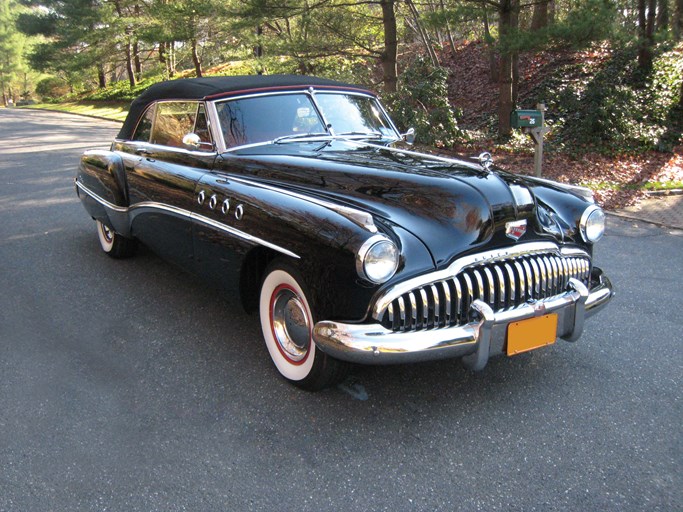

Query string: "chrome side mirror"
[[402, 127, 416, 145], [182, 133, 201, 149]]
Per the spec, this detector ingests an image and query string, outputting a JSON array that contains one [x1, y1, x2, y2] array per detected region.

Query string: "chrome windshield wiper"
[[273, 132, 332, 144], [337, 131, 384, 139]]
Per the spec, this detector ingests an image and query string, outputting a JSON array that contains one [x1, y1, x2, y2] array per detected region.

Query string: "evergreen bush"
[[383, 56, 462, 148]]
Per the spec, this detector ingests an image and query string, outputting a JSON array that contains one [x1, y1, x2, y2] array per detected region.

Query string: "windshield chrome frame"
[[208, 89, 401, 153]]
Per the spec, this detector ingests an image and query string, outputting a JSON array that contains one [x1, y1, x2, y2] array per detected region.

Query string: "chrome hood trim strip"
[[75, 179, 300, 259]]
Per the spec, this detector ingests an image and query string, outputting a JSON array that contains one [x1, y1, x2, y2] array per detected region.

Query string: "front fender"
[[197, 172, 435, 322]]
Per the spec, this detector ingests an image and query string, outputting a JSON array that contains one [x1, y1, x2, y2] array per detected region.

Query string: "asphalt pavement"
[[1, 108, 681, 512]]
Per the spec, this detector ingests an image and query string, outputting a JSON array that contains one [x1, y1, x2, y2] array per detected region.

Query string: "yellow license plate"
[[507, 314, 558, 356]]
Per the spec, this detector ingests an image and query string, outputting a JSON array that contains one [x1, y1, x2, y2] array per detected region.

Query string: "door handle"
[[135, 148, 152, 156]]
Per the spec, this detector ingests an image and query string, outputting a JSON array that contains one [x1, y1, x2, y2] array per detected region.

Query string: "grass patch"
[[581, 180, 683, 191], [19, 101, 128, 122]]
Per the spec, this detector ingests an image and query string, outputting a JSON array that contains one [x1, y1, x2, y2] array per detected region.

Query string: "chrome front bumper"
[[313, 270, 613, 369]]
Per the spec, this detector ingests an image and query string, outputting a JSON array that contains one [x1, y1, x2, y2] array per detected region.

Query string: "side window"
[[151, 102, 197, 148], [132, 105, 154, 142]]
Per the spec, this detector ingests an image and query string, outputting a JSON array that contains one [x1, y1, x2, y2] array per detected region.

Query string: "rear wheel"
[[259, 263, 349, 391], [96, 220, 137, 259]]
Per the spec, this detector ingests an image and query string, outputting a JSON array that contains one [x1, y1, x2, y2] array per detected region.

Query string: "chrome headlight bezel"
[[580, 204, 606, 243], [356, 235, 399, 284]]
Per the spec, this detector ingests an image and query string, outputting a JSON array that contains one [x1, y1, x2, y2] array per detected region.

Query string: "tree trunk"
[[497, 0, 516, 137], [1, 73, 7, 106], [512, 52, 519, 106], [133, 4, 141, 78], [168, 42, 176, 77], [548, 0, 556, 25], [97, 63, 107, 89], [511, 2, 520, 107], [647, 0, 657, 38], [406, 0, 439, 66], [638, 0, 652, 71], [133, 40, 141, 78], [483, 3, 497, 82], [191, 38, 202, 78], [674, 0, 683, 40], [380, 0, 398, 93], [113, 0, 136, 87], [439, 0, 457, 55], [530, 0, 549, 31], [657, 0, 669, 31], [254, 25, 263, 58], [124, 37, 136, 87]]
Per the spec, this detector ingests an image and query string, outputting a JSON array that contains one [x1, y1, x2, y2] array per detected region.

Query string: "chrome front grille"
[[380, 252, 591, 332]]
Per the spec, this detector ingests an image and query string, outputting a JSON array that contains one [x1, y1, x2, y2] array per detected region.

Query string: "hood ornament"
[[478, 152, 494, 172], [505, 220, 527, 241]]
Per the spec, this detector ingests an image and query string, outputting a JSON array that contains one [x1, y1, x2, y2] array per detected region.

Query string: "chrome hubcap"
[[271, 289, 310, 362], [100, 223, 114, 243]]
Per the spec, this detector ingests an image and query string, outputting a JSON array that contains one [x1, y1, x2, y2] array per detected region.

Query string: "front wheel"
[[259, 263, 349, 391], [96, 220, 137, 258]]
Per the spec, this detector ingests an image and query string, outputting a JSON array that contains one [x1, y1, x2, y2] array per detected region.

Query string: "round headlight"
[[580, 205, 605, 243], [357, 236, 399, 284]]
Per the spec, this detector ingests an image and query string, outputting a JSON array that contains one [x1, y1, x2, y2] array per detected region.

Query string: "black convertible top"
[[117, 75, 369, 140]]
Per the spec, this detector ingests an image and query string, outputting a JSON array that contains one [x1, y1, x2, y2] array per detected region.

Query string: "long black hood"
[[218, 141, 549, 267]]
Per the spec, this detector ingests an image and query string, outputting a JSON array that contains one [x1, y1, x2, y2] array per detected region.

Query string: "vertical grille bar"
[[443, 280, 452, 326], [493, 266, 506, 310], [398, 296, 406, 331], [504, 263, 516, 308], [419, 288, 429, 328], [461, 274, 473, 320], [431, 284, 441, 328]]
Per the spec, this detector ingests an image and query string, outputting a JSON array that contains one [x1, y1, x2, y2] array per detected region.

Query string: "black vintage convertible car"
[[76, 75, 613, 390]]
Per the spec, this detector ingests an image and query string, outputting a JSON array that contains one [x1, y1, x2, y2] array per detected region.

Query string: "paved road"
[[1, 108, 681, 511]]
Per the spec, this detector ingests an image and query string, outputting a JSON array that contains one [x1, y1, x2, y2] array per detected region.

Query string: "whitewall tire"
[[259, 263, 349, 390], [96, 220, 137, 259]]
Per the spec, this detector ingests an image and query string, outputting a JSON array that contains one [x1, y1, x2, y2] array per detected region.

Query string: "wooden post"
[[527, 103, 548, 177]]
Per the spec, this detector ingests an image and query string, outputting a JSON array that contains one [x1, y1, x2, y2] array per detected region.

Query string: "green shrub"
[[35, 77, 70, 101], [83, 75, 162, 102], [383, 56, 462, 148], [531, 42, 682, 153]]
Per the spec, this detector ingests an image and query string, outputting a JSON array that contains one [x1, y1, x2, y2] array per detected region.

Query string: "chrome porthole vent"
[[235, 204, 244, 220], [197, 190, 206, 205], [209, 194, 217, 209], [221, 199, 230, 215]]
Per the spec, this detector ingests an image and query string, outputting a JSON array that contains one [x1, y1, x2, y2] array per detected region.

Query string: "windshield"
[[315, 93, 396, 138], [215, 91, 398, 149], [216, 93, 325, 148]]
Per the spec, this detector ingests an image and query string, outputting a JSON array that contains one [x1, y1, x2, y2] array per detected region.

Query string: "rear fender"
[[76, 150, 131, 235]]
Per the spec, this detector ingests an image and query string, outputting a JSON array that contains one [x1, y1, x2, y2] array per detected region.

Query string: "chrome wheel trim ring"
[[96, 220, 115, 251], [270, 285, 311, 364], [100, 223, 114, 244]]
